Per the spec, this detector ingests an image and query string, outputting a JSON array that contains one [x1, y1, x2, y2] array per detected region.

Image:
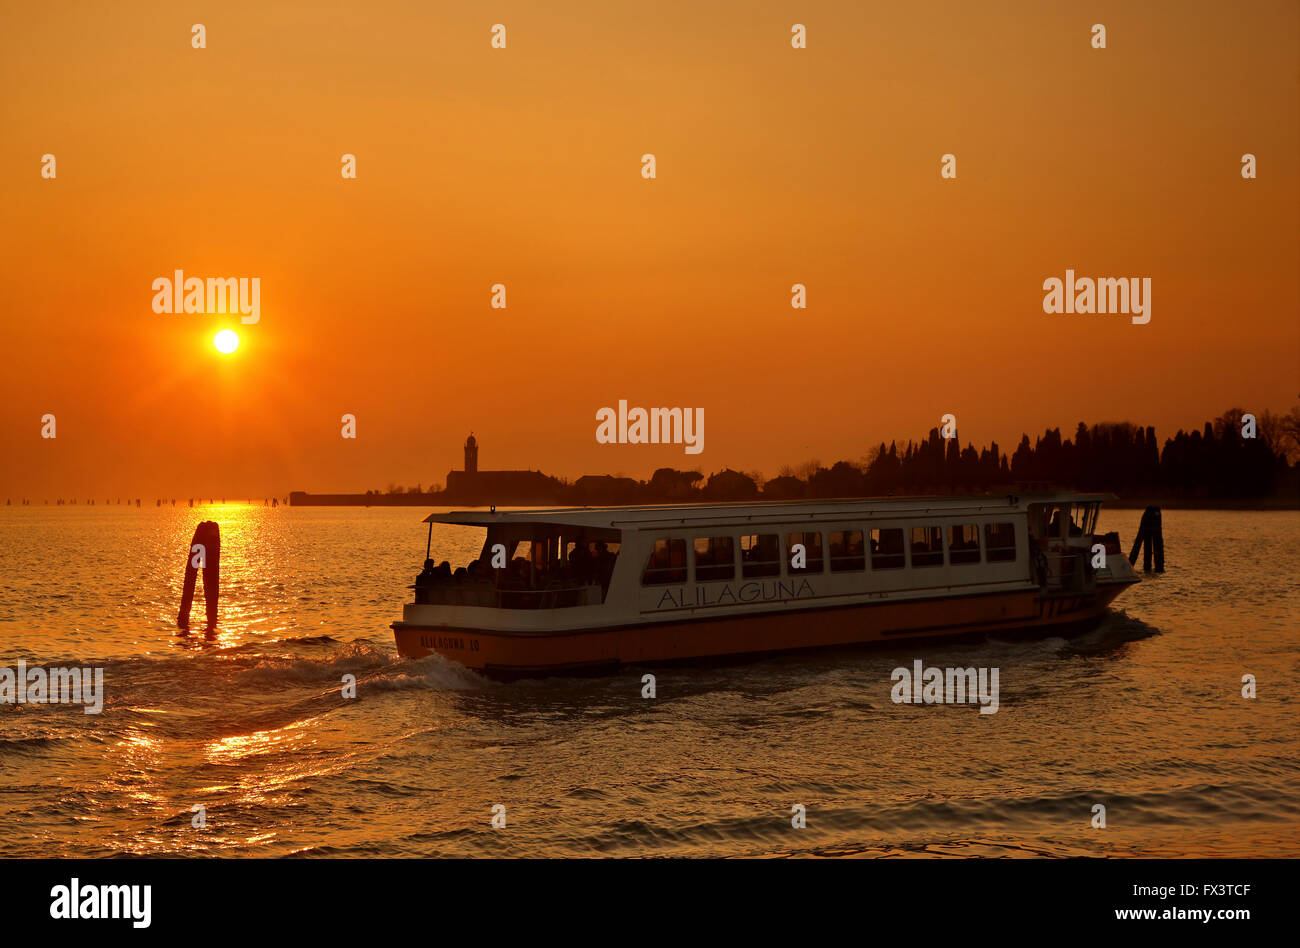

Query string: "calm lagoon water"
[[1, 505, 1297, 857]]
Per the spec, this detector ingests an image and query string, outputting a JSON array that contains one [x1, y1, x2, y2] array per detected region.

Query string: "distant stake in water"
[[178, 521, 221, 628], [1127, 505, 1165, 573]]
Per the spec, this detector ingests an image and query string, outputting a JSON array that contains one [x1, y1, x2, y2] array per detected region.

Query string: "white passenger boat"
[[391, 492, 1139, 676]]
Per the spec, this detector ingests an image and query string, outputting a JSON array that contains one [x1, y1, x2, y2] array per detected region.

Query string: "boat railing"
[[1037, 549, 1095, 593]]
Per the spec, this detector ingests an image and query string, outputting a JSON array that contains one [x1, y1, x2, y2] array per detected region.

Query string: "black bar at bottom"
[[1, 857, 1285, 936]]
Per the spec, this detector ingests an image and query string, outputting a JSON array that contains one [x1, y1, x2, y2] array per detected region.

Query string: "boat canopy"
[[421, 493, 1115, 531]]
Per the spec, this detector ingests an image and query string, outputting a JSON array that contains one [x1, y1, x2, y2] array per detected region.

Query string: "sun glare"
[[214, 329, 240, 354]]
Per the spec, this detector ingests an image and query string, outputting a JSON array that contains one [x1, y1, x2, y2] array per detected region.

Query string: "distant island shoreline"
[[287, 491, 1299, 511], [291, 411, 1300, 511]]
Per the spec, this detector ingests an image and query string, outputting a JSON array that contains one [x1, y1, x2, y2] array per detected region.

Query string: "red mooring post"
[[178, 520, 221, 628]]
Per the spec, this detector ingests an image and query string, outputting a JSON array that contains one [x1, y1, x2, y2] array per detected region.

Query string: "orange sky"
[[2, 0, 1297, 498]]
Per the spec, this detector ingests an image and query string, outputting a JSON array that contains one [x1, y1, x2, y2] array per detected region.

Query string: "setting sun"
[[213, 329, 239, 354]]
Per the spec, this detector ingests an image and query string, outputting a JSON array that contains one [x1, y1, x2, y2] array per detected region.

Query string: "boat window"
[[985, 523, 1017, 562], [911, 525, 943, 567], [829, 529, 866, 572], [417, 523, 624, 609], [693, 536, 735, 582], [1046, 505, 1072, 538], [948, 524, 981, 564], [741, 534, 781, 578], [642, 538, 687, 585], [870, 527, 905, 569], [1071, 502, 1098, 535], [564, 539, 621, 591], [786, 531, 823, 573]]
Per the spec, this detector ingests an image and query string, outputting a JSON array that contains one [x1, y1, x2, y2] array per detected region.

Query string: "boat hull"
[[392, 581, 1136, 677]]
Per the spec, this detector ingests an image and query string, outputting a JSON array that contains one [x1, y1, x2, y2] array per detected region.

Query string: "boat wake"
[[1054, 608, 1163, 656], [0, 638, 494, 753]]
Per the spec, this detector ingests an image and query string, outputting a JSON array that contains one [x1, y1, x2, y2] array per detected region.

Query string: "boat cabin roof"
[[421, 492, 1114, 530]]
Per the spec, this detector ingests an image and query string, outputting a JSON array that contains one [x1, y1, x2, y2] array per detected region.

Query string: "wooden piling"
[[1127, 505, 1165, 573], [178, 520, 221, 628]]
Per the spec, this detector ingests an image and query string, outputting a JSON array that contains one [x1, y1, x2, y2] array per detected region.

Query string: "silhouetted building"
[[444, 433, 564, 505], [703, 468, 759, 500], [464, 432, 478, 474], [573, 474, 640, 505]]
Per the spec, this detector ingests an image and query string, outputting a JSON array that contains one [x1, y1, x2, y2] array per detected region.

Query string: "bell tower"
[[464, 433, 478, 474]]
